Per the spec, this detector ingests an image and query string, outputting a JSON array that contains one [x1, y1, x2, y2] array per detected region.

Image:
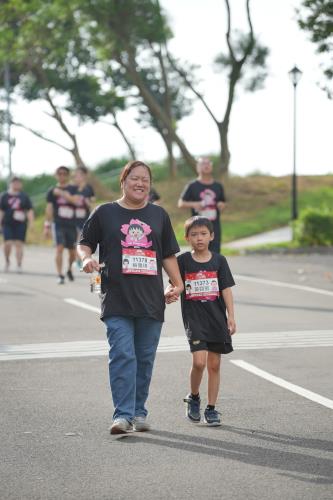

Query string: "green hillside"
[[1, 167, 333, 246]]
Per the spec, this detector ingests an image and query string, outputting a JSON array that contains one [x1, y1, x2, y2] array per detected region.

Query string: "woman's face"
[[122, 166, 151, 203]]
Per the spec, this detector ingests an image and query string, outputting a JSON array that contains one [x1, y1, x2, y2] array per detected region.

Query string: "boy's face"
[[186, 225, 214, 251]]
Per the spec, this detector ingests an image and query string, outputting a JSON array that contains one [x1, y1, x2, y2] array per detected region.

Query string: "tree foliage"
[[297, 0, 333, 98]]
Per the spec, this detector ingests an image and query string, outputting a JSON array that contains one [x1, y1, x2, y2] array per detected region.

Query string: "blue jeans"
[[103, 316, 162, 422]]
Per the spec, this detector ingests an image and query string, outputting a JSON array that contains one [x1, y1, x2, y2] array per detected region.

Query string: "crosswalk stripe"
[[0, 330, 332, 361]]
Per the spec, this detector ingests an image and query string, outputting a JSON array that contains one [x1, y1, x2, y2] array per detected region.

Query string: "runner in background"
[[44, 166, 77, 284], [0, 176, 34, 273], [148, 187, 161, 205], [178, 157, 226, 253], [73, 166, 95, 233]]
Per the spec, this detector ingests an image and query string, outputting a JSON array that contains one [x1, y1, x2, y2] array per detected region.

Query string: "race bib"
[[198, 208, 217, 221], [75, 208, 87, 219], [122, 248, 157, 275], [185, 271, 219, 301], [13, 210, 26, 222], [58, 205, 74, 219]]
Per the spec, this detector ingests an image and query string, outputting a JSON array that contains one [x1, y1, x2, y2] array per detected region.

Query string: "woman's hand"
[[82, 257, 100, 273]]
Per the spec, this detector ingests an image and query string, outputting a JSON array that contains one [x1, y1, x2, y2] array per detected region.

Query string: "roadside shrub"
[[293, 208, 333, 246]]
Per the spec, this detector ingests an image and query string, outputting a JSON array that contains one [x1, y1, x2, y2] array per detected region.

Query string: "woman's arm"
[[162, 255, 184, 299]]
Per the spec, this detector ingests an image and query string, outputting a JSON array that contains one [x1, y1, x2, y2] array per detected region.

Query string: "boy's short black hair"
[[184, 216, 214, 237]]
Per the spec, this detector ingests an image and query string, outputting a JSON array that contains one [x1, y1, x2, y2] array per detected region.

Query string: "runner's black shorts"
[[2, 223, 27, 242], [52, 223, 77, 249], [189, 339, 233, 354]]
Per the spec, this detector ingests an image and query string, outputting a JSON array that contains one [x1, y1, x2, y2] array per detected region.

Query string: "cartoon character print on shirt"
[[198, 189, 218, 221], [200, 189, 216, 208], [8, 196, 21, 210], [121, 219, 153, 248]]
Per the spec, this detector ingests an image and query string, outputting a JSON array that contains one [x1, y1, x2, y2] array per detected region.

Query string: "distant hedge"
[[293, 208, 333, 246]]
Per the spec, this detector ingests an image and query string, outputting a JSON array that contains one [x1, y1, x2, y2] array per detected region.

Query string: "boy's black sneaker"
[[203, 407, 221, 426], [67, 269, 74, 282], [58, 274, 65, 285], [183, 394, 201, 422]]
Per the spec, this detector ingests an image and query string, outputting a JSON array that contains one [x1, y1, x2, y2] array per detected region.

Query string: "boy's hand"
[[227, 317, 236, 335]]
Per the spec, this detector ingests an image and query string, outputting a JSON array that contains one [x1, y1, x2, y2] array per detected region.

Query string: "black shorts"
[[2, 223, 27, 242], [52, 223, 77, 249], [189, 339, 233, 354]]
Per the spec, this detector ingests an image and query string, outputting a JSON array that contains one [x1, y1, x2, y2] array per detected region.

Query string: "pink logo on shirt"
[[121, 219, 153, 248]]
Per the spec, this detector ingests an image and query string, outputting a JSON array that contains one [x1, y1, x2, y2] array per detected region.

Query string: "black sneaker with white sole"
[[183, 393, 201, 422], [203, 407, 221, 426]]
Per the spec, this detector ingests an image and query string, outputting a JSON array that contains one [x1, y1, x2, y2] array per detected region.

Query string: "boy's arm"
[[222, 287, 236, 335]]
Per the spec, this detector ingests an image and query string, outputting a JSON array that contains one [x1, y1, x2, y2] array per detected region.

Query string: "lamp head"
[[289, 65, 302, 87]]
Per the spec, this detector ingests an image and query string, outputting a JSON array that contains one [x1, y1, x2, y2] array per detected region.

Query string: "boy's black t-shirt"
[[75, 184, 95, 224], [46, 185, 77, 227], [0, 191, 33, 225], [177, 251, 235, 343], [79, 202, 180, 322]]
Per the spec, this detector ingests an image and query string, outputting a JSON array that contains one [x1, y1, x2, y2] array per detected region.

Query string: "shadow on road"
[[115, 427, 333, 485]]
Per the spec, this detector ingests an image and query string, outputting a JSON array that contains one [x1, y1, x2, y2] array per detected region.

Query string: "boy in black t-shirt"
[[166, 216, 236, 426]]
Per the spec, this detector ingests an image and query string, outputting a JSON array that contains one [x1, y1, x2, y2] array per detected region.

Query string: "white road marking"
[[230, 359, 333, 410], [64, 298, 100, 314], [0, 330, 332, 361], [235, 274, 333, 298]]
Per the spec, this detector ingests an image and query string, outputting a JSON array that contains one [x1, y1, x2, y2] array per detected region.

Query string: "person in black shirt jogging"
[[166, 216, 236, 426], [73, 166, 95, 232], [178, 157, 226, 253], [78, 160, 183, 435], [0, 176, 34, 273], [44, 166, 77, 284]]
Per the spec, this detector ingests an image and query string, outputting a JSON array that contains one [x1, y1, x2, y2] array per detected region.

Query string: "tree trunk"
[[112, 113, 136, 160], [122, 56, 197, 172], [219, 122, 231, 175]]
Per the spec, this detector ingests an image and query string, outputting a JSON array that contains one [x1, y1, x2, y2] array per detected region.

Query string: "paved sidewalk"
[[225, 226, 292, 250]]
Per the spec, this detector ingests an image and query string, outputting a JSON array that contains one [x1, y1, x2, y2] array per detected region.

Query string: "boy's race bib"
[[58, 206, 74, 219], [13, 210, 26, 222], [185, 270, 219, 301], [122, 248, 157, 275]]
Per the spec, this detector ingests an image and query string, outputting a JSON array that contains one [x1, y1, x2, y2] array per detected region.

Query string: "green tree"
[[167, 0, 269, 175], [82, 0, 197, 171], [297, 0, 333, 98]]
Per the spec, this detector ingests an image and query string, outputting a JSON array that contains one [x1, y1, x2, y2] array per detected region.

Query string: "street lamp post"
[[288, 65, 302, 220]]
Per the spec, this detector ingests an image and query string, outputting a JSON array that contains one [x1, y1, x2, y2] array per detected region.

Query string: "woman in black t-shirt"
[[78, 160, 183, 435]]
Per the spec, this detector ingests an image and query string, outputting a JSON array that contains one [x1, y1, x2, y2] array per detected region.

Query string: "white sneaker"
[[133, 416, 150, 432], [110, 418, 132, 435]]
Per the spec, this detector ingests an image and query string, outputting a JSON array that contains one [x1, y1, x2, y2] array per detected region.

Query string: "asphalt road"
[[1, 246, 333, 500]]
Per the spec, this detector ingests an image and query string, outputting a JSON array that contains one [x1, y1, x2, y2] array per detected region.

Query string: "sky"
[[1, 0, 332, 179]]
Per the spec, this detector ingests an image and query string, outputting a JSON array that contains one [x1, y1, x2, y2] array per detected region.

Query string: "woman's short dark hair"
[[119, 160, 152, 186], [184, 216, 214, 237]]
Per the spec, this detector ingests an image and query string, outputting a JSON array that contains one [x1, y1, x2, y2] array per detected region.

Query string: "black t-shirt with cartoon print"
[[0, 191, 33, 225], [75, 184, 95, 225], [46, 185, 78, 227], [79, 202, 180, 322], [177, 251, 235, 345]]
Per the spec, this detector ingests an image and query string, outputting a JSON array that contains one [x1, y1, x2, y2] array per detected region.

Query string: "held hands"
[[164, 283, 182, 304], [227, 317, 236, 335], [82, 257, 100, 273]]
